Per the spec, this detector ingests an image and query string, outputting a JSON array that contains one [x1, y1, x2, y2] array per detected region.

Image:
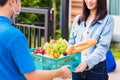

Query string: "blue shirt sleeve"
[[9, 34, 36, 74], [69, 15, 80, 45], [86, 15, 114, 69]]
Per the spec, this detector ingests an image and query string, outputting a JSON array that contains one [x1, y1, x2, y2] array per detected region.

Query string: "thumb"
[[63, 65, 70, 68]]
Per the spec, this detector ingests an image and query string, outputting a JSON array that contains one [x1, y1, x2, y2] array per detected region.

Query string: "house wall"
[[70, 0, 83, 26], [109, 0, 120, 15], [109, 0, 120, 42]]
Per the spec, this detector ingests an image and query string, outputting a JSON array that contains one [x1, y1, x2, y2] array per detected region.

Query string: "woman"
[[69, 0, 114, 80]]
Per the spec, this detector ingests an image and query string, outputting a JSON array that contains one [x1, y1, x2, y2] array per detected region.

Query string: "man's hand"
[[57, 65, 71, 79], [75, 61, 88, 72]]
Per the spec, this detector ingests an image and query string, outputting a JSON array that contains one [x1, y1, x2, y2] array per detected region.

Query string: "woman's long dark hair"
[[78, 0, 107, 24]]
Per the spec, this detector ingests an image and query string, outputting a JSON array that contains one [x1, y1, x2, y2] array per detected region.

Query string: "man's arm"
[[24, 66, 71, 80]]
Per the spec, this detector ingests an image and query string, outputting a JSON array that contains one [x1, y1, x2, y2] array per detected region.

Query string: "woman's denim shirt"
[[69, 15, 114, 69]]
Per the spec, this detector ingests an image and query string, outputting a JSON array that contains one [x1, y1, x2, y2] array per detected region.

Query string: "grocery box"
[[29, 48, 81, 72]]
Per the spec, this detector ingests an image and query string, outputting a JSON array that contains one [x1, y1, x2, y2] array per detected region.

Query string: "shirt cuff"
[[85, 59, 94, 70]]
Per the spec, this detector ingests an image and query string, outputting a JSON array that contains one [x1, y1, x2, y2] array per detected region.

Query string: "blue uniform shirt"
[[0, 16, 36, 80], [69, 15, 114, 69]]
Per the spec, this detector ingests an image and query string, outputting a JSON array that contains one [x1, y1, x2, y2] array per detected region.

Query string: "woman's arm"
[[69, 15, 80, 45], [86, 15, 114, 69]]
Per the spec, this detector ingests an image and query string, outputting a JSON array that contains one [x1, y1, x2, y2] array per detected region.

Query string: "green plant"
[[55, 29, 61, 40], [110, 42, 120, 60]]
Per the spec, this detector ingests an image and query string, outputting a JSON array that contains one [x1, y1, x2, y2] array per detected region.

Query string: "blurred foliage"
[[18, 0, 60, 23], [55, 29, 61, 40], [22, 0, 51, 7], [110, 42, 120, 60]]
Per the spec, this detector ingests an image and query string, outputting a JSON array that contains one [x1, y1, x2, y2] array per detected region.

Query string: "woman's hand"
[[75, 61, 88, 72]]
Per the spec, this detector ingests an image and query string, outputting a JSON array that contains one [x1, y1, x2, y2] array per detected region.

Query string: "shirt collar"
[[80, 19, 103, 25], [0, 16, 12, 24], [97, 19, 103, 24]]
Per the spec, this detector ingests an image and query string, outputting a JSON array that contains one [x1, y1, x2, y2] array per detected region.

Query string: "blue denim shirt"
[[69, 15, 114, 69]]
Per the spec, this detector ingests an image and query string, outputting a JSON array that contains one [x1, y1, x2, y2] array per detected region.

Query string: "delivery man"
[[0, 0, 71, 80]]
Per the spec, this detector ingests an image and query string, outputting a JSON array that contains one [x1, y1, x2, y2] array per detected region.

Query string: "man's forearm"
[[24, 69, 61, 80]]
